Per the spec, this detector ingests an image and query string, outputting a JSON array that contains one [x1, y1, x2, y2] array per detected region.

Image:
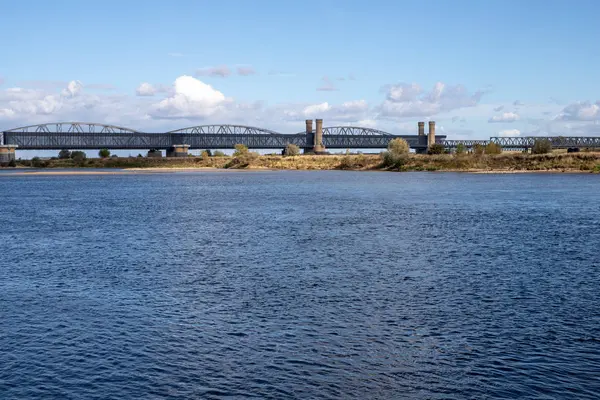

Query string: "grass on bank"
[[9, 151, 600, 172]]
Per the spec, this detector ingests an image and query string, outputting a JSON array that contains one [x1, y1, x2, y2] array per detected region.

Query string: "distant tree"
[[233, 144, 248, 156], [201, 150, 210, 161], [71, 151, 87, 161], [532, 139, 552, 154], [485, 142, 502, 155], [31, 157, 46, 168], [99, 148, 111, 158], [58, 149, 71, 159], [455, 143, 466, 154], [284, 143, 300, 156], [213, 150, 226, 157], [137, 153, 143, 158], [473, 144, 485, 155], [381, 138, 410, 168], [427, 143, 445, 155], [8, 159, 17, 167], [204, 149, 212, 157], [388, 138, 410, 155]]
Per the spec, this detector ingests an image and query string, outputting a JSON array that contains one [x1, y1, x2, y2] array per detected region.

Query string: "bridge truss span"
[[321, 126, 394, 136], [490, 136, 600, 149], [167, 125, 284, 135], [4, 122, 140, 134], [442, 139, 490, 148]]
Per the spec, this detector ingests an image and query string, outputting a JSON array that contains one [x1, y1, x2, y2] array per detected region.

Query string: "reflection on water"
[[1, 171, 599, 399]]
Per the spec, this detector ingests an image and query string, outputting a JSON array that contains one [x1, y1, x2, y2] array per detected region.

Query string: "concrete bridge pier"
[[166, 144, 190, 157], [0, 145, 17, 165], [427, 121, 436, 150], [418, 121, 425, 136], [303, 119, 327, 154], [304, 119, 314, 154], [313, 119, 327, 154]]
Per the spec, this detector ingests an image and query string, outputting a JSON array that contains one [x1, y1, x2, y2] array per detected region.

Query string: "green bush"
[[455, 143, 466, 154], [532, 139, 552, 154], [427, 143, 445, 155], [473, 144, 485, 155], [213, 150, 226, 157], [226, 151, 259, 168], [99, 148, 111, 158], [485, 142, 502, 155], [31, 157, 47, 168], [58, 149, 71, 159], [381, 138, 410, 168], [388, 138, 410, 155], [71, 151, 87, 161], [284, 143, 300, 156], [233, 144, 248, 157], [8, 159, 17, 168], [339, 154, 368, 170]]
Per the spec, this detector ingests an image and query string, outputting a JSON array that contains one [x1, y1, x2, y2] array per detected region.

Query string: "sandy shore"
[[1, 168, 592, 176], [0, 167, 280, 176]]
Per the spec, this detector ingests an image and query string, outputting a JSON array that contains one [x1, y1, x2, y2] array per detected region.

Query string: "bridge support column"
[[313, 119, 327, 154], [427, 121, 436, 150], [0, 145, 17, 166], [418, 121, 425, 136], [304, 119, 314, 154], [167, 144, 190, 157]]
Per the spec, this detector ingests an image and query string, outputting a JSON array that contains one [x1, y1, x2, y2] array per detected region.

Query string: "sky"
[[1, 0, 599, 145]]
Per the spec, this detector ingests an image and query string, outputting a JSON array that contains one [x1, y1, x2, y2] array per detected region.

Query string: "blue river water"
[[1, 170, 599, 399]]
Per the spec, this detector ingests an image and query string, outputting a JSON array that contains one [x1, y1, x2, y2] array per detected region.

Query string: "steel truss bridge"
[[1, 122, 441, 151], [443, 136, 600, 150]]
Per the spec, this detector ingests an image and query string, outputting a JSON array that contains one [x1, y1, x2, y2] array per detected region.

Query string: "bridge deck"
[[2, 131, 441, 150]]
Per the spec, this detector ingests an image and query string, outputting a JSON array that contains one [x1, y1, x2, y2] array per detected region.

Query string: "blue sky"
[[1, 0, 599, 142]]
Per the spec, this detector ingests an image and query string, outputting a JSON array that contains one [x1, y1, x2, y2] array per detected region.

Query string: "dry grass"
[[13, 152, 600, 172]]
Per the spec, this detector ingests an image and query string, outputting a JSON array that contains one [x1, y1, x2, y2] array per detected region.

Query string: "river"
[[1, 170, 599, 399]]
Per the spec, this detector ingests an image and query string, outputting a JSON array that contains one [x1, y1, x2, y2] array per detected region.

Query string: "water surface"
[[1, 171, 599, 399]]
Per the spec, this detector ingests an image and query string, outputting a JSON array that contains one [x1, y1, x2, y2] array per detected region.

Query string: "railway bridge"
[[0, 119, 443, 162]]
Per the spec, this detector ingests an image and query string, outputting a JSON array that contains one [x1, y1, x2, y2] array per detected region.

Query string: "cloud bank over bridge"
[[0, 74, 597, 140]]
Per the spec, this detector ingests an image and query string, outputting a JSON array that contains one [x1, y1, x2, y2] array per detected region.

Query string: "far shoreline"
[[2, 152, 600, 175]]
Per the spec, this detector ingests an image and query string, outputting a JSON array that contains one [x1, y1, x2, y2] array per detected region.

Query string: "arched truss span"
[[295, 126, 394, 136], [167, 125, 285, 135], [3, 122, 139, 134], [323, 126, 394, 136]]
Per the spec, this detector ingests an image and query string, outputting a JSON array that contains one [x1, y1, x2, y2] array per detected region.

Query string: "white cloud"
[[316, 76, 338, 91], [237, 66, 256, 76], [498, 129, 521, 137], [558, 101, 600, 121], [378, 82, 487, 119], [303, 102, 331, 116], [195, 66, 231, 78], [86, 83, 115, 91], [383, 83, 422, 102], [150, 75, 229, 119], [355, 119, 377, 128], [136, 82, 156, 96], [61, 80, 82, 98], [488, 112, 519, 123]]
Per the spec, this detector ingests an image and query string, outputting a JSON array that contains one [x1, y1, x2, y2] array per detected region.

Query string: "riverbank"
[[6, 152, 600, 173]]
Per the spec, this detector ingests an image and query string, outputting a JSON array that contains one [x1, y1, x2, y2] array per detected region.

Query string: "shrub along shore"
[[10, 151, 600, 173], [5, 140, 600, 172]]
